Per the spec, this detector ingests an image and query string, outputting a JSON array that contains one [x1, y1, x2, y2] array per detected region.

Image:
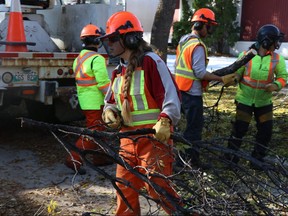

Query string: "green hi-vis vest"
[[236, 51, 287, 107], [73, 49, 109, 110], [241, 52, 279, 88], [112, 68, 161, 126], [74, 50, 101, 86], [175, 37, 208, 91]]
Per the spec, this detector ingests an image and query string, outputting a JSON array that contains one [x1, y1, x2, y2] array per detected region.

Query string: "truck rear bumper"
[[0, 81, 77, 107]]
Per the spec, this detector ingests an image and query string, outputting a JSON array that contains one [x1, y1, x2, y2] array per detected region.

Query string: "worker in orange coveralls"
[[100, 11, 182, 215], [65, 24, 113, 175]]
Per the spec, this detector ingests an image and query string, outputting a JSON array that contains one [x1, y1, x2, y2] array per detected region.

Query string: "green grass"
[[173, 85, 288, 215], [176, 84, 288, 158]]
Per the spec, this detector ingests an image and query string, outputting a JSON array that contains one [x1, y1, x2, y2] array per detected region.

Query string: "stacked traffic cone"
[[5, 0, 28, 52]]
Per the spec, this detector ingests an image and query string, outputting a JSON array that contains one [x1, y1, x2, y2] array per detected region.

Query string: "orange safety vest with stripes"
[[175, 37, 209, 91], [112, 68, 161, 126]]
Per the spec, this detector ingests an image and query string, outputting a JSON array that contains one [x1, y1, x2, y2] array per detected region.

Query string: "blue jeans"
[[180, 91, 204, 163], [181, 92, 204, 141]]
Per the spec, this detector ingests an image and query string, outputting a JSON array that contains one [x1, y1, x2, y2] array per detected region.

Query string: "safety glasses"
[[108, 35, 120, 43], [206, 24, 216, 35]]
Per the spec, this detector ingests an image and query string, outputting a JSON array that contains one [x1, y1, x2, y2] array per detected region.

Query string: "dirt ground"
[[0, 114, 119, 216], [0, 110, 164, 216]]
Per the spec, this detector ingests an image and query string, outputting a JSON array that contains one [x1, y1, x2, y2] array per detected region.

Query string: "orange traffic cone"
[[5, 0, 28, 52]]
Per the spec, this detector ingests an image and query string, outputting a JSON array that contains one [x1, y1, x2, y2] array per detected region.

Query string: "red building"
[[228, 0, 288, 57], [240, 0, 288, 42]]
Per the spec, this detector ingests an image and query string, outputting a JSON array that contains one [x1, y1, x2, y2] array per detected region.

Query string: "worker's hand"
[[201, 80, 210, 92], [102, 109, 121, 129], [221, 73, 238, 87], [265, 83, 279, 92], [152, 117, 171, 143]]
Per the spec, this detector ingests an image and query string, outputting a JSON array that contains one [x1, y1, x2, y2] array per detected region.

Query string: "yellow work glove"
[[265, 83, 279, 92], [152, 117, 171, 143], [221, 73, 238, 87], [102, 109, 121, 129]]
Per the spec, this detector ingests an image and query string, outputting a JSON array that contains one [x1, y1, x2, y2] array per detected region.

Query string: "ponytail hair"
[[121, 39, 153, 125]]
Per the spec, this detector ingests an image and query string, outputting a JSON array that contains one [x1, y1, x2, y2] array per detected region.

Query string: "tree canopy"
[[171, 0, 240, 55]]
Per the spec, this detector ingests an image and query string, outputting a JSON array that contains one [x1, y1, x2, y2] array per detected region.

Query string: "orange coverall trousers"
[[65, 108, 113, 171], [115, 124, 180, 216]]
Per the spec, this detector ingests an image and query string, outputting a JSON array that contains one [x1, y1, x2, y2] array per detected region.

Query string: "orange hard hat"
[[80, 24, 101, 39], [102, 11, 143, 39], [191, 8, 217, 25]]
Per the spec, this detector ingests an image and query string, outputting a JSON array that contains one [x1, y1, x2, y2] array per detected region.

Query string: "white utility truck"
[[0, 0, 122, 122]]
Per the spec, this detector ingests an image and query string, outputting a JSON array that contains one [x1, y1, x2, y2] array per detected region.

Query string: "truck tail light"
[[22, 89, 36, 95], [68, 69, 74, 75], [57, 69, 63, 75]]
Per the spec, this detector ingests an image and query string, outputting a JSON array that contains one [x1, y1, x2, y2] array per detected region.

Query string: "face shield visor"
[[206, 24, 216, 35]]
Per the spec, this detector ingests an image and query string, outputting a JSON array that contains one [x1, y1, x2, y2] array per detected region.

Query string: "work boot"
[[65, 161, 87, 175], [75, 167, 87, 175], [64, 161, 87, 175], [65, 151, 86, 175], [250, 152, 265, 170]]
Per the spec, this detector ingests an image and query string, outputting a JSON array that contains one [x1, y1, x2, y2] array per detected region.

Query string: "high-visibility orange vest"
[[175, 37, 208, 91], [112, 68, 161, 126]]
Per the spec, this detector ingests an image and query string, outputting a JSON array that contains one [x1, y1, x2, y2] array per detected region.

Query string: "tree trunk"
[[150, 0, 177, 62]]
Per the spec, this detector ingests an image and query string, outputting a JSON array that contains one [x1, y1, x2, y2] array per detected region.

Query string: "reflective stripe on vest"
[[175, 37, 208, 91], [241, 52, 279, 89], [112, 69, 160, 126], [130, 69, 147, 110], [130, 110, 160, 126], [75, 51, 100, 86]]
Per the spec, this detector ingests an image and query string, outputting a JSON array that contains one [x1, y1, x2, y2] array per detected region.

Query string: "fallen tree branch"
[[20, 117, 288, 215], [212, 48, 257, 76]]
